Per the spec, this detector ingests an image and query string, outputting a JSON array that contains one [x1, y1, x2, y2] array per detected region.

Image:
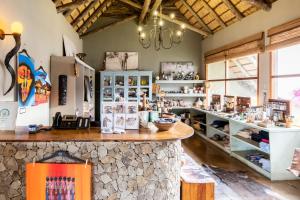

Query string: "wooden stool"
[[180, 153, 215, 200]]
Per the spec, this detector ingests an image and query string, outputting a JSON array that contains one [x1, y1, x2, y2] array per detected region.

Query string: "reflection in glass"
[[227, 54, 258, 79]]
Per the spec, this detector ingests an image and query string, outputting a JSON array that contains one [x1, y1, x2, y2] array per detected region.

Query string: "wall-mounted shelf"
[[158, 93, 206, 97], [155, 80, 205, 84]]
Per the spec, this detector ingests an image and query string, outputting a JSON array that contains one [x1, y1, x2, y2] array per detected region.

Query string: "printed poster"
[[26, 163, 91, 200]]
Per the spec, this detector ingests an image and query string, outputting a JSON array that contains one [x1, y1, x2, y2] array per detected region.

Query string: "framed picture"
[[126, 102, 138, 114], [105, 52, 138, 71], [125, 114, 139, 129], [114, 114, 125, 129], [224, 96, 235, 113], [101, 114, 113, 129], [114, 103, 125, 113], [102, 102, 114, 114], [26, 163, 91, 200], [211, 94, 221, 105], [236, 96, 251, 112], [160, 62, 194, 79]]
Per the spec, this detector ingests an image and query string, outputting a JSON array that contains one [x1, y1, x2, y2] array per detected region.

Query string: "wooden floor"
[[182, 134, 300, 200]]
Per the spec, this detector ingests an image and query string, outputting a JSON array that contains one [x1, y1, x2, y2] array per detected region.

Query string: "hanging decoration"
[[34, 66, 51, 106], [26, 163, 91, 200], [18, 53, 35, 107], [17, 51, 51, 108]]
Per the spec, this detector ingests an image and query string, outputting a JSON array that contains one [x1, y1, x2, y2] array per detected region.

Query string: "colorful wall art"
[[26, 163, 91, 200], [18, 53, 51, 108], [18, 54, 35, 107], [34, 66, 51, 106]]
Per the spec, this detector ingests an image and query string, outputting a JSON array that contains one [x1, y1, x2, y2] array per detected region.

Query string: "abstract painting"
[[18, 54, 35, 107], [34, 66, 51, 106], [105, 52, 138, 71], [26, 163, 91, 200]]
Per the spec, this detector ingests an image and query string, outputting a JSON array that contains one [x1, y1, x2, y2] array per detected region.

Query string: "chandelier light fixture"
[[137, 7, 186, 51]]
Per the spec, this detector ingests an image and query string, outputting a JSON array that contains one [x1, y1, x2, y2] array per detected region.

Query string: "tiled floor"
[[182, 134, 300, 200]]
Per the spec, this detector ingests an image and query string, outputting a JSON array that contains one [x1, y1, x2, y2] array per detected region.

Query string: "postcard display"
[[101, 102, 139, 130]]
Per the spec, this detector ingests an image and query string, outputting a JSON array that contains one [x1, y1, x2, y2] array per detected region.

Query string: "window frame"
[[270, 45, 300, 98], [205, 54, 259, 105]]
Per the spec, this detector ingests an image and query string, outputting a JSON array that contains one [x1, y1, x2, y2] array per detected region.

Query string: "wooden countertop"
[[0, 122, 194, 142]]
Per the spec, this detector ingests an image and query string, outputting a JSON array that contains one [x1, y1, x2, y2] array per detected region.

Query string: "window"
[[207, 54, 258, 106], [271, 43, 300, 125]]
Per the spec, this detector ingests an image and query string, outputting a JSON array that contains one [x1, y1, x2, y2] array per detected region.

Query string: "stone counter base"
[[0, 141, 182, 200]]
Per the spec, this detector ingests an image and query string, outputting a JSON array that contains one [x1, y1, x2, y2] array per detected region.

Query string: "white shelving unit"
[[155, 79, 206, 108], [156, 80, 205, 84], [190, 107, 300, 181], [158, 93, 206, 98]]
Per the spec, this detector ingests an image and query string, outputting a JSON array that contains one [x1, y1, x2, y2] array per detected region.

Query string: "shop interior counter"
[[0, 122, 193, 199]]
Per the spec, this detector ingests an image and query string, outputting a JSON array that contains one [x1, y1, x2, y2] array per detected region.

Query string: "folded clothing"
[[211, 120, 228, 128], [259, 158, 271, 172], [259, 142, 270, 154], [251, 130, 269, 143], [237, 131, 251, 139]]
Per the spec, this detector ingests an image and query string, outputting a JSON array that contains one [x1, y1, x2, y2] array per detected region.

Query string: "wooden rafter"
[[119, 0, 209, 36], [139, 0, 151, 24], [200, 0, 226, 28], [77, 0, 114, 34], [222, 0, 244, 20], [150, 0, 162, 14], [80, 15, 137, 37], [118, 0, 142, 9], [243, 0, 272, 11], [159, 14, 208, 36], [71, 0, 100, 27], [56, 0, 86, 13], [179, 0, 212, 34]]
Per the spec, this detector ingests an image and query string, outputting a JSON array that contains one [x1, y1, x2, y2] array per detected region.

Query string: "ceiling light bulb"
[[153, 10, 158, 16], [181, 24, 186, 29], [141, 32, 146, 39], [176, 30, 182, 36], [170, 13, 175, 19], [11, 21, 23, 34], [158, 20, 164, 26], [138, 26, 143, 32]]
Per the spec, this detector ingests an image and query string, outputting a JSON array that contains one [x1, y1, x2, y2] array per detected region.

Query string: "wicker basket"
[[154, 121, 177, 131]]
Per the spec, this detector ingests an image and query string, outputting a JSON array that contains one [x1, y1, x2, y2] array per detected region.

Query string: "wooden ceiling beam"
[[139, 0, 151, 24], [159, 13, 208, 36], [200, 0, 226, 28], [118, 0, 208, 36], [80, 15, 137, 37], [56, 0, 86, 13], [77, 0, 114, 34], [118, 0, 142, 9], [150, 0, 162, 14], [71, 0, 100, 27], [242, 0, 272, 11], [222, 0, 244, 20], [179, 0, 212, 34]]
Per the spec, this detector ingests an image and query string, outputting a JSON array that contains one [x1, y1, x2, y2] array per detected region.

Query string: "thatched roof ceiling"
[[52, 0, 277, 38]]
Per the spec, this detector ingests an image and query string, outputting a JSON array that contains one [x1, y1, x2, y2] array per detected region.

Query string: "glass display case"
[[100, 71, 152, 104]]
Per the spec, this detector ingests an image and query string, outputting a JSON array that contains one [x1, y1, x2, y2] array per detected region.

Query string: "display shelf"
[[231, 135, 270, 154], [231, 151, 271, 178], [190, 107, 300, 180], [194, 130, 206, 137], [158, 93, 206, 97], [155, 80, 205, 84], [207, 125, 229, 136], [197, 133, 230, 153]]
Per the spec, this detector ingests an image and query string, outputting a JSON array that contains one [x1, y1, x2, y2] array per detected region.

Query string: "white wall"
[[202, 0, 300, 105], [0, 0, 82, 126]]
